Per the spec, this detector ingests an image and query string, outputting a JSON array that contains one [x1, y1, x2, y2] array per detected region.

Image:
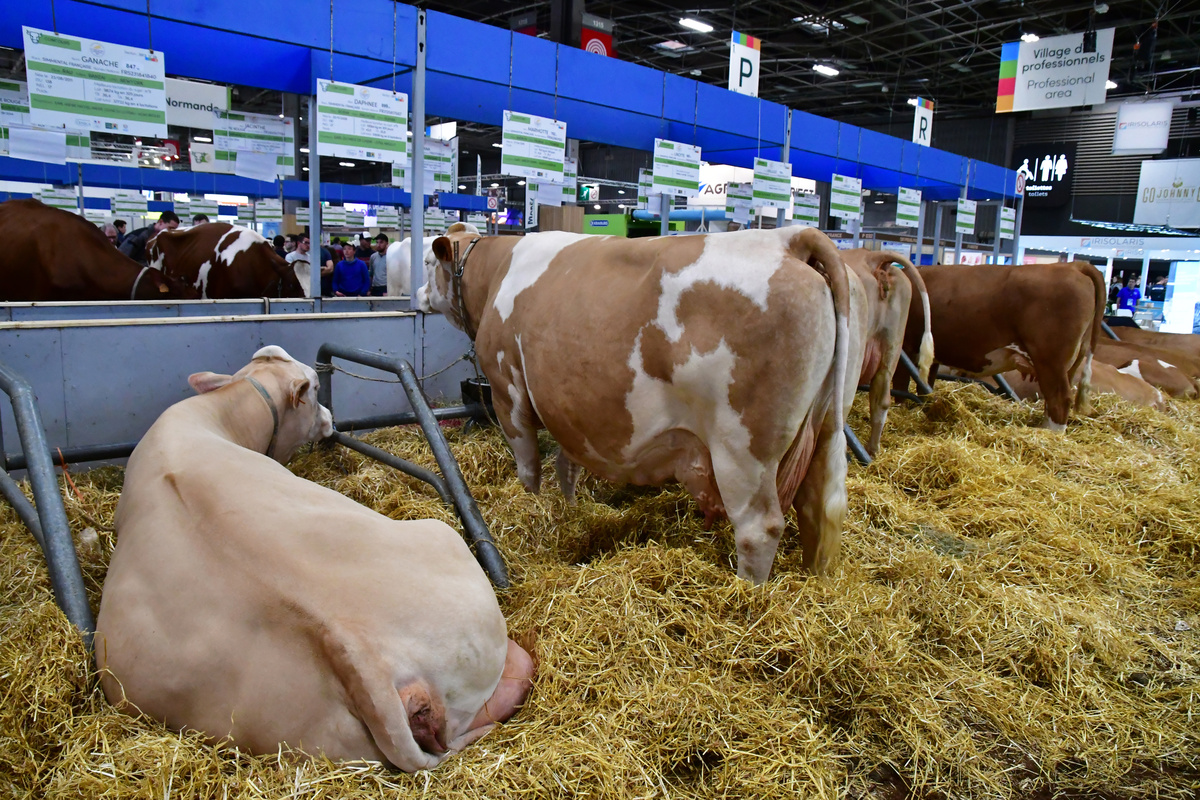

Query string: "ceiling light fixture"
[[594, 204, 602, 210], [1020, 32, 1040, 43], [679, 18, 713, 33], [458, 184, 467, 190], [907, 98, 919, 106], [517, 180, 526, 186], [813, 64, 839, 77], [339, 161, 356, 167], [300, 147, 310, 153], [1105, 79, 1118, 89], [490, 183, 499, 188], [193, 136, 212, 143], [491, 142, 503, 148], [653, 40, 690, 52], [618, 190, 625, 195]]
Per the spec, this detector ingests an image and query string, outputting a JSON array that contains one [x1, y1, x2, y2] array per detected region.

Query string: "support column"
[[992, 203, 1003, 264], [659, 193, 670, 236], [549, 0, 584, 46], [307, 96, 322, 299], [1105, 255, 1114, 288], [409, 9, 427, 309], [1140, 253, 1150, 296], [776, 109, 792, 228], [1012, 194, 1025, 265], [953, 186, 966, 265], [932, 203, 945, 265], [914, 198, 927, 265]]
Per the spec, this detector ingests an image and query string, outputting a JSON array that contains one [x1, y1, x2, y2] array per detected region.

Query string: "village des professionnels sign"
[[1011, 143, 1076, 208], [996, 28, 1114, 113]]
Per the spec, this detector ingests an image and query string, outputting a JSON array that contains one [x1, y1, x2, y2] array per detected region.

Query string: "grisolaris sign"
[[23, 27, 167, 138], [317, 81, 407, 164]]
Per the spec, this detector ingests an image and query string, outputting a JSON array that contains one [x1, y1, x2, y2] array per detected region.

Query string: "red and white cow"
[[95, 346, 533, 771], [147, 223, 303, 299], [418, 225, 865, 583]]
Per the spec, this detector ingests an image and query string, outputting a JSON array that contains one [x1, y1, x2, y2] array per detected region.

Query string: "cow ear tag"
[[158, 284, 170, 293]]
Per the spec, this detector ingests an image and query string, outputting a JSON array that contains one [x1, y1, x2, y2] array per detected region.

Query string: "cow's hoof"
[[1041, 419, 1067, 433]]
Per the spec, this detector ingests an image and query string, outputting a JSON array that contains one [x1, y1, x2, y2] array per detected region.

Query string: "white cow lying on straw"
[[94, 345, 533, 771]]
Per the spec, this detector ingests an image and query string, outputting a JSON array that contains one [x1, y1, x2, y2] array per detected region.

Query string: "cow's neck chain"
[[452, 237, 481, 340], [244, 376, 280, 460], [130, 266, 150, 300]]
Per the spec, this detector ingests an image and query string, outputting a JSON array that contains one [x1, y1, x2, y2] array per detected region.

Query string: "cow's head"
[[416, 223, 481, 332], [187, 345, 333, 463], [131, 266, 196, 300], [264, 246, 305, 298]]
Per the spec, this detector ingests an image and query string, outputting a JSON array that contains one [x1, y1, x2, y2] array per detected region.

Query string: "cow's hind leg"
[[791, 414, 848, 575], [490, 371, 542, 493], [1036, 364, 1072, 431], [710, 446, 788, 584], [554, 449, 582, 503], [866, 366, 892, 456]]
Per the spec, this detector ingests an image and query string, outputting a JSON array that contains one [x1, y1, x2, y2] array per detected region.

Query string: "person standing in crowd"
[[1117, 277, 1142, 314], [192, 214, 210, 225], [113, 219, 127, 245], [286, 233, 311, 294], [273, 235, 287, 259], [119, 211, 180, 264], [1107, 276, 1122, 312], [332, 242, 369, 297], [102, 224, 120, 246], [355, 235, 372, 262], [318, 240, 335, 297], [369, 234, 389, 297]]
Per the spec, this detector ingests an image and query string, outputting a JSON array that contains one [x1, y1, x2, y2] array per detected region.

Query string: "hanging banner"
[[316, 80, 408, 164], [955, 198, 977, 234], [1113, 101, 1174, 155], [374, 206, 400, 227], [165, 77, 230, 129], [294, 206, 310, 226], [190, 198, 219, 218], [398, 139, 457, 194], [0, 80, 31, 126], [751, 157, 791, 209], [728, 31, 761, 97], [581, 13, 615, 57], [897, 187, 922, 228], [173, 200, 190, 219], [322, 205, 346, 227], [999, 207, 1016, 240], [524, 184, 539, 230], [254, 199, 282, 223], [7, 126, 66, 164], [425, 208, 447, 235], [22, 27, 168, 137], [725, 182, 753, 226], [652, 138, 701, 198], [996, 28, 1114, 113], [344, 209, 365, 228], [912, 98, 934, 146], [561, 158, 578, 204], [213, 111, 295, 178], [84, 208, 108, 224], [791, 193, 820, 228], [636, 168, 655, 210], [35, 188, 78, 211], [236, 205, 255, 223], [112, 192, 147, 215], [1133, 158, 1200, 228], [829, 173, 862, 221], [501, 110, 566, 182]]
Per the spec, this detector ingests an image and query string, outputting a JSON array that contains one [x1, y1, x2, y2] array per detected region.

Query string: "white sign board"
[[294, 206, 310, 226], [190, 198, 219, 218], [425, 208, 447, 236], [35, 188, 78, 211], [560, 158, 578, 204], [955, 198, 977, 234], [501, 110, 566, 182], [344, 210, 365, 228], [236, 205, 255, 223], [322, 205, 346, 227], [897, 187, 922, 228], [112, 192, 147, 215], [829, 173, 862, 221], [0, 83, 94, 162], [213, 111, 295, 178], [1113, 101, 1173, 156], [254, 199, 282, 223], [23, 27, 167, 137], [728, 32, 761, 97], [792, 193, 820, 228], [997, 28, 1114, 113], [317, 81, 407, 164], [652, 138, 701, 198], [636, 168, 655, 210], [999, 206, 1016, 240], [912, 98, 933, 146], [0, 80, 31, 127], [1133, 158, 1200, 229], [751, 157, 791, 210], [374, 206, 400, 227], [165, 78, 229, 129], [725, 182, 753, 226]]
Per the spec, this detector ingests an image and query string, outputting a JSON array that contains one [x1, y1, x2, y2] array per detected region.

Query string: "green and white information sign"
[[897, 187, 921, 228], [395, 139, 457, 195], [112, 192, 147, 215], [23, 27, 167, 138], [636, 168, 655, 210], [295, 206, 310, 226], [190, 198, 219, 218], [830, 173, 862, 221], [375, 206, 400, 228], [999, 206, 1016, 240], [501, 111, 566, 182], [236, 205, 255, 223], [322, 205, 346, 227], [561, 158, 577, 204], [0, 80, 30, 126], [425, 209, 447, 236], [652, 138, 701, 197], [173, 200, 190, 219], [751, 157, 791, 209], [254, 199, 282, 223], [344, 210, 365, 228], [35, 188, 78, 210], [792, 193, 821, 227], [725, 182, 753, 225], [955, 198, 977, 235], [213, 111, 295, 178], [316, 81, 407, 164]]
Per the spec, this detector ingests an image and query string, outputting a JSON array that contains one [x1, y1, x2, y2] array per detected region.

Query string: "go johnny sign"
[[996, 28, 1114, 113], [1133, 159, 1200, 229]]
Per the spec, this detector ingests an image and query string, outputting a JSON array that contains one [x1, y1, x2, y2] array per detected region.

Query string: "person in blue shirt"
[[332, 243, 370, 297], [1117, 278, 1141, 313]]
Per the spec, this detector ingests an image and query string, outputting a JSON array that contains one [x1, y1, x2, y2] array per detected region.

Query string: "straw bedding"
[[2, 384, 1198, 798]]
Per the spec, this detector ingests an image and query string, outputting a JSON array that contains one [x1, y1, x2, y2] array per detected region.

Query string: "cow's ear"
[[288, 377, 311, 408], [188, 371, 233, 394], [431, 236, 453, 265]]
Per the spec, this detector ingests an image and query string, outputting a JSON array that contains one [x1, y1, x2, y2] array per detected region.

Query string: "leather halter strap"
[[245, 376, 280, 459], [130, 266, 150, 300], [451, 237, 481, 340]]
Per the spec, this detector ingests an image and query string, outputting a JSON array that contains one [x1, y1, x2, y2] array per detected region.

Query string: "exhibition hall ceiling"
[[422, 0, 1200, 125]]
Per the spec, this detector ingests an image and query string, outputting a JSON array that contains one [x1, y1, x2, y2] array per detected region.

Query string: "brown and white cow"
[[418, 225, 864, 584], [1094, 339, 1199, 398], [147, 223, 303, 299], [995, 362, 1167, 411], [1108, 325, 1200, 361], [897, 261, 1106, 431], [0, 198, 183, 301], [94, 346, 533, 771], [843, 249, 934, 455]]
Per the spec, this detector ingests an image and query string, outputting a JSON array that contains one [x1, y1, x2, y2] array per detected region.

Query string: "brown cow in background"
[[148, 223, 303, 299], [896, 261, 1106, 430], [0, 199, 184, 301], [1094, 339, 1199, 399], [1107, 325, 1200, 361]]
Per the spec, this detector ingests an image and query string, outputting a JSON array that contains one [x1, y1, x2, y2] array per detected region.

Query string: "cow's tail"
[[1074, 260, 1106, 413], [896, 254, 935, 384]]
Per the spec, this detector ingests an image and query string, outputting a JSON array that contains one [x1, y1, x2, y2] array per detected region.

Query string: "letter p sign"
[[728, 32, 761, 97]]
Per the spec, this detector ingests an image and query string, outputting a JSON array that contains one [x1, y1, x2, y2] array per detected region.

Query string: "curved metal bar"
[[844, 424, 872, 466], [0, 361, 95, 649], [332, 432, 452, 505], [316, 343, 510, 589]]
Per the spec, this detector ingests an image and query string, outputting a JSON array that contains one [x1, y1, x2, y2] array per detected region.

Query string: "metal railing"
[[0, 361, 94, 649], [315, 343, 509, 588]]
